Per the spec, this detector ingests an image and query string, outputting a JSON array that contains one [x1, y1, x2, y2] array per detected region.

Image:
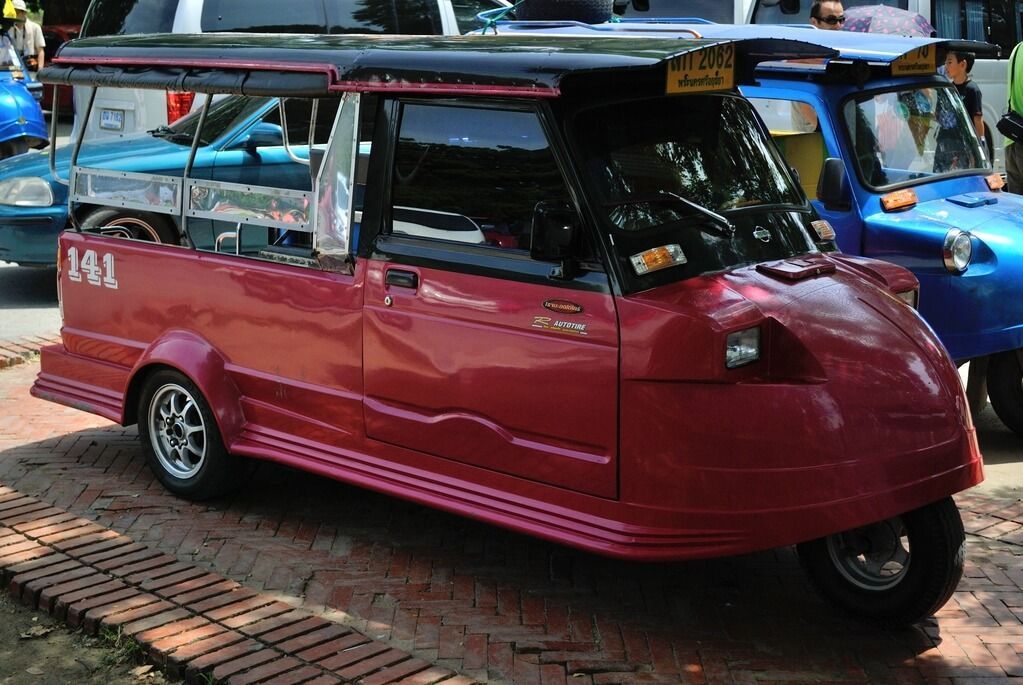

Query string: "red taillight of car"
[[166, 91, 195, 124]]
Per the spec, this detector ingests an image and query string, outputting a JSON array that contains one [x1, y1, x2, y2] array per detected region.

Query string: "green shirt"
[[1008, 43, 1023, 146]]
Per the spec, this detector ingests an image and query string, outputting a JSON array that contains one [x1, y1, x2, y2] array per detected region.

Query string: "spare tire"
[[516, 0, 614, 23]]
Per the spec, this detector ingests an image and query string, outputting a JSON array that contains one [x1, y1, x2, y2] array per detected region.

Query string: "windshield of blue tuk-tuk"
[[572, 93, 817, 278], [842, 85, 986, 189]]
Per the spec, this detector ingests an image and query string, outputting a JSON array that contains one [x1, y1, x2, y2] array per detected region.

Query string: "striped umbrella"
[[843, 5, 937, 37]]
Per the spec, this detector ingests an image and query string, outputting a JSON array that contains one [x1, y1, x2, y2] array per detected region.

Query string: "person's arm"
[[973, 85, 982, 143], [30, 22, 42, 69]]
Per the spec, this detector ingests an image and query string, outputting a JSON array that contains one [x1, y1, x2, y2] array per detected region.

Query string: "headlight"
[[0, 177, 54, 207], [943, 230, 972, 273], [725, 326, 761, 369]]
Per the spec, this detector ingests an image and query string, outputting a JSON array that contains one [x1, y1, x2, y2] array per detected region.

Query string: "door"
[[363, 100, 620, 498], [747, 92, 865, 251]]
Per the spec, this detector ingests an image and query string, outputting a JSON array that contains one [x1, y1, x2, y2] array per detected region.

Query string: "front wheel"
[[138, 370, 235, 500], [797, 497, 964, 626], [987, 350, 1023, 436], [81, 208, 180, 244]]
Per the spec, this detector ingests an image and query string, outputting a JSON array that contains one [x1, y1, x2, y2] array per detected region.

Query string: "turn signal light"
[[880, 189, 918, 212], [986, 174, 1006, 191], [630, 244, 687, 275], [810, 219, 836, 241]]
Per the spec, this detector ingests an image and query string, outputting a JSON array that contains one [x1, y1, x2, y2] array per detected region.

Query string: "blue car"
[[0, 94, 324, 265], [483, 19, 1023, 435]]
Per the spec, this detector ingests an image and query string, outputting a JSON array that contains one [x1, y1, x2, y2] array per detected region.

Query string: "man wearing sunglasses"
[[810, 0, 846, 30]]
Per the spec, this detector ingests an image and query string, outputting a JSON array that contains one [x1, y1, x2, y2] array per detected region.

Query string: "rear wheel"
[[987, 350, 1023, 436], [81, 208, 180, 244], [138, 370, 234, 500], [797, 497, 964, 626], [515, 0, 614, 23]]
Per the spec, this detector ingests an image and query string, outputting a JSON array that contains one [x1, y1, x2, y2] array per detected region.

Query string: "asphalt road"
[[0, 261, 60, 341]]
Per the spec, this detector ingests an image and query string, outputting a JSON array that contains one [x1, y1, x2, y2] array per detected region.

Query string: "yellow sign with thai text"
[[892, 46, 936, 77], [666, 44, 736, 94]]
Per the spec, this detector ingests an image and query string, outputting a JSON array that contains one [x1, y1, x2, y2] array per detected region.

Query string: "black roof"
[[41, 32, 837, 97]]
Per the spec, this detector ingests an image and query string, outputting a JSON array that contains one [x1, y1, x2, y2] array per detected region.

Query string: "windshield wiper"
[[148, 125, 200, 145], [607, 191, 734, 236]]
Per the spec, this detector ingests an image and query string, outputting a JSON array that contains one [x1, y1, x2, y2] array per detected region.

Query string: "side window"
[[81, 0, 177, 37], [390, 103, 570, 250], [750, 97, 828, 200], [450, 0, 509, 33], [200, 0, 329, 32], [933, 0, 1020, 54]]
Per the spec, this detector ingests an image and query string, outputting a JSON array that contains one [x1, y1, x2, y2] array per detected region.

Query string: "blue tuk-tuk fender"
[[856, 181, 1023, 361], [0, 77, 46, 145]]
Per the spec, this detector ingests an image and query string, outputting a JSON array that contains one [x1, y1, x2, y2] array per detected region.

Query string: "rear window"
[[81, 0, 177, 37], [200, 0, 443, 34]]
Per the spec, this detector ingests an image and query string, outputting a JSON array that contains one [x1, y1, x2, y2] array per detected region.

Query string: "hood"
[[623, 252, 964, 454], [864, 190, 1023, 273], [0, 133, 194, 182], [866, 190, 1023, 233]]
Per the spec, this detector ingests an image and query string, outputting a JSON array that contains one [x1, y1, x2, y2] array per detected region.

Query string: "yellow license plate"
[[666, 44, 736, 95], [892, 46, 936, 76]]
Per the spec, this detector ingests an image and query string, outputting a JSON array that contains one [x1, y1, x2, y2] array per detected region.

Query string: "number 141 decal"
[[67, 247, 119, 289]]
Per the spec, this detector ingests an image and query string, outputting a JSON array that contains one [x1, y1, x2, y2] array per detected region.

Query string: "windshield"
[[169, 95, 272, 146], [842, 86, 986, 188], [573, 94, 817, 279]]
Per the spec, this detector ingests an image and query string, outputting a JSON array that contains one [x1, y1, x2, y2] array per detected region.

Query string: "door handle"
[[385, 269, 418, 289]]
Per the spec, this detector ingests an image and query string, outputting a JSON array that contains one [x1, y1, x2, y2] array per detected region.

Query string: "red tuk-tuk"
[[33, 32, 981, 626]]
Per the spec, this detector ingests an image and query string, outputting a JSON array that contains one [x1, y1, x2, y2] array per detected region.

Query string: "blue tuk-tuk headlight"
[[0, 177, 54, 207], [943, 230, 972, 273]]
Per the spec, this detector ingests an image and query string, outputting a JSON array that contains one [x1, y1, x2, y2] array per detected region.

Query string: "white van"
[[74, 0, 510, 140]]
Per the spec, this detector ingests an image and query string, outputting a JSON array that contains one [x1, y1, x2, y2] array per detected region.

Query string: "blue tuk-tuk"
[[478, 19, 1023, 436]]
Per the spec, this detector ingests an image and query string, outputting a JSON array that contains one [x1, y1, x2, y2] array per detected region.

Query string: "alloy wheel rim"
[[825, 517, 910, 591], [148, 383, 207, 479]]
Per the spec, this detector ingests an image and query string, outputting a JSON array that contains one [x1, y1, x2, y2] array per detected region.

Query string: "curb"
[[0, 333, 60, 370], [0, 484, 474, 685]]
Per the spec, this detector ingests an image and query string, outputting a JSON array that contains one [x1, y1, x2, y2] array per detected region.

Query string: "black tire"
[[516, 0, 614, 23], [0, 137, 29, 160], [797, 497, 964, 626], [987, 351, 1023, 436], [81, 208, 180, 244], [137, 370, 235, 500]]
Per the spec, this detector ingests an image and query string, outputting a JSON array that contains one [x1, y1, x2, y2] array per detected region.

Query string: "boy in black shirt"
[[944, 51, 985, 146]]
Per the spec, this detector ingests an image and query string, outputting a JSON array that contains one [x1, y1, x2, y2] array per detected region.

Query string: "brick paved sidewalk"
[[0, 333, 60, 369], [2, 351, 1023, 684]]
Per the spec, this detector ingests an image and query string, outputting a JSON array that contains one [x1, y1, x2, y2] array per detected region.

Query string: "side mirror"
[[817, 157, 851, 211], [237, 122, 284, 150], [530, 201, 580, 271]]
